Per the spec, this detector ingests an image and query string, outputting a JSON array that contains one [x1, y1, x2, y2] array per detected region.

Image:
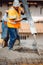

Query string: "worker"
[[7, 0, 24, 49], [0, 12, 9, 47]]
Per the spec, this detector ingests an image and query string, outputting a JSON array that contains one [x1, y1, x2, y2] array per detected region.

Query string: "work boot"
[[0, 39, 5, 48], [14, 39, 20, 46], [4, 39, 8, 47]]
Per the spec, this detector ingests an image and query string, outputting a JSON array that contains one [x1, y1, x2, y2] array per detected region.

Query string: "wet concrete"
[[0, 30, 43, 65], [0, 47, 43, 65]]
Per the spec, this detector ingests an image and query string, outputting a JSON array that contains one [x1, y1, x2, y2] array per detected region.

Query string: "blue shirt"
[[2, 13, 7, 22]]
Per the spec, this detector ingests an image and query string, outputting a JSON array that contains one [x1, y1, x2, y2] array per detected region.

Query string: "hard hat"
[[13, 0, 20, 7]]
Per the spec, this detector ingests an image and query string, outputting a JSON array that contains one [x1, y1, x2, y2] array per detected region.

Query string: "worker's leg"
[[15, 29, 20, 45], [4, 30, 9, 46], [1, 20, 8, 39], [8, 28, 17, 49], [15, 29, 20, 40], [1, 20, 9, 46]]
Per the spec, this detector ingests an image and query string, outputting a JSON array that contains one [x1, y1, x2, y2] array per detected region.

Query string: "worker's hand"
[[15, 18, 23, 22], [22, 8, 24, 14], [19, 7, 24, 14], [4, 21, 7, 25]]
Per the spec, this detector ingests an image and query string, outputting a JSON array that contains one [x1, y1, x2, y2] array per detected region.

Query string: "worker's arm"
[[4, 21, 7, 25], [5, 10, 8, 13], [14, 18, 23, 22], [2, 12, 8, 25], [19, 6, 24, 14]]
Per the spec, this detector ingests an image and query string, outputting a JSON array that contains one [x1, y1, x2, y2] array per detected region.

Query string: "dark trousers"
[[1, 20, 9, 46], [8, 28, 20, 49]]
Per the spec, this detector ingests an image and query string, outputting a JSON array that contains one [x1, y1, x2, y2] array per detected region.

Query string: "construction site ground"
[[0, 38, 43, 65]]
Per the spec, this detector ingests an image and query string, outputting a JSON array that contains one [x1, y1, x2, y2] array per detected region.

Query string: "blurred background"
[[0, 0, 43, 49]]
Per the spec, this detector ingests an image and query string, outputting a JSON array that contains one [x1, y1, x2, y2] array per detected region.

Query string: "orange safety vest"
[[7, 7, 21, 28]]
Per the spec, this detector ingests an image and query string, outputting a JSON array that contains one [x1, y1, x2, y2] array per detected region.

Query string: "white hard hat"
[[13, 0, 20, 7]]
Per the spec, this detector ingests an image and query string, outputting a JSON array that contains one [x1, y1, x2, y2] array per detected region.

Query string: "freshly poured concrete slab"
[[0, 47, 43, 65], [0, 37, 43, 65]]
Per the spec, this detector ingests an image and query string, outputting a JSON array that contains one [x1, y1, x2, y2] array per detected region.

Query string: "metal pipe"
[[22, 0, 38, 50]]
